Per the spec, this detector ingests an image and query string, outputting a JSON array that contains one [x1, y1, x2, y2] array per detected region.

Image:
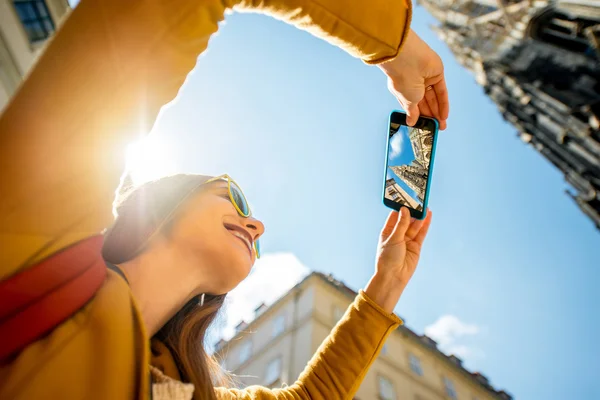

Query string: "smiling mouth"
[[224, 223, 253, 257]]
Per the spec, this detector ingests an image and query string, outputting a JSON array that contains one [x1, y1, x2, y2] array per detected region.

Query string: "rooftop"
[[218, 271, 512, 400]]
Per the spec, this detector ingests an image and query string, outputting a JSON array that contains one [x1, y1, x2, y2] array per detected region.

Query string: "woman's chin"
[[233, 241, 254, 266], [227, 250, 254, 284], [206, 243, 254, 293]]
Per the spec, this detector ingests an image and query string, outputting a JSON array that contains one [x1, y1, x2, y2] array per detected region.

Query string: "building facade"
[[216, 273, 512, 400], [390, 164, 429, 202], [0, 0, 70, 112], [387, 124, 433, 205], [417, 0, 600, 230], [409, 126, 434, 167], [386, 178, 422, 210]]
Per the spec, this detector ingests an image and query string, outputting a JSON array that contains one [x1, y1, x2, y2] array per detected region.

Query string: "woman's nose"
[[244, 217, 265, 241]]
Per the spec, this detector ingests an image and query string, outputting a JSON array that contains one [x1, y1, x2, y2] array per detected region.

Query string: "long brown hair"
[[102, 173, 230, 399], [155, 293, 229, 399]]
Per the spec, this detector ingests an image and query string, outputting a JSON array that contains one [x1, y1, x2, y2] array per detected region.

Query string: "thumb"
[[405, 102, 420, 126], [390, 207, 411, 243], [381, 210, 399, 240]]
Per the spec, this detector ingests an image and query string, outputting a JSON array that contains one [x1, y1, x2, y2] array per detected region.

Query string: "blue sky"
[[69, 1, 599, 399]]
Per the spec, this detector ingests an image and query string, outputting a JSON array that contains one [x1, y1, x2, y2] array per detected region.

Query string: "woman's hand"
[[378, 30, 449, 130], [365, 207, 432, 313]]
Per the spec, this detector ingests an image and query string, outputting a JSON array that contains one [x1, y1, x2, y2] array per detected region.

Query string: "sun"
[[125, 134, 176, 184]]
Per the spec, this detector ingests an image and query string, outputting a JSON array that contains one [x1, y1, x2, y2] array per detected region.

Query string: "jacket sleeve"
[[0, 0, 412, 279], [214, 290, 403, 400]]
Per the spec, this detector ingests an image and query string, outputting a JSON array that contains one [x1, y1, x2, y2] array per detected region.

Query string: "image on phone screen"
[[383, 112, 437, 218]]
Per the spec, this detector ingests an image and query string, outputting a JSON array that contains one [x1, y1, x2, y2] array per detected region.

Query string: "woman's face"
[[165, 180, 265, 295]]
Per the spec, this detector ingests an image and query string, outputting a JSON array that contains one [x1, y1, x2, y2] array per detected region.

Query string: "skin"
[[379, 29, 450, 130], [119, 28, 444, 338], [119, 179, 431, 336], [118, 180, 264, 336], [365, 207, 433, 312]]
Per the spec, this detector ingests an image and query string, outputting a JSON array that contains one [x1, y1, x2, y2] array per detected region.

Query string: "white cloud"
[[445, 345, 471, 359], [217, 252, 310, 341], [425, 315, 479, 346], [389, 132, 404, 158], [424, 315, 483, 363]]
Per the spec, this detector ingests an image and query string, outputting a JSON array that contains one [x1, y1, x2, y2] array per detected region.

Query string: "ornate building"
[[390, 164, 429, 202], [418, 0, 600, 230], [388, 125, 434, 204], [409, 126, 434, 167], [386, 178, 423, 210]]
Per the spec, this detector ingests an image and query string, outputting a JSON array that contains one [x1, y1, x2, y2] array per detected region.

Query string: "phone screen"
[[383, 112, 437, 219]]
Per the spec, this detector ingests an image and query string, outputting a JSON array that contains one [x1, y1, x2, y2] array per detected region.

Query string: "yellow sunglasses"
[[205, 174, 261, 259]]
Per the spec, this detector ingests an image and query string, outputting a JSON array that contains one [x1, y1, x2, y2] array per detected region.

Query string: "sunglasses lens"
[[254, 239, 261, 259], [230, 181, 250, 216]]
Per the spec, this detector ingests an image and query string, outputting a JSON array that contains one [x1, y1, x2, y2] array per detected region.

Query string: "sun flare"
[[125, 135, 176, 184]]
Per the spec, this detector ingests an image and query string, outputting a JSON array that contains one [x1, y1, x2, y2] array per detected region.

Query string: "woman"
[[0, 0, 449, 398]]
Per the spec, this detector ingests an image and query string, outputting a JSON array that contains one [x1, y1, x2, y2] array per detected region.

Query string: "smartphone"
[[382, 111, 439, 219]]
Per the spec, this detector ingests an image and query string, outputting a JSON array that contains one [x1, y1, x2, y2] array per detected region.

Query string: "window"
[[264, 357, 282, 385], [408, 353, 423, 376], [272, 315, 285, 338], [239, 340, 252, 364], [332, 306, 344, 322], [13, 1, 55, 43], [380, 343, 389, 356], [235, 321, 248, 334], [378, 376, 395, 400], [255, 303, 268, 317], [443, 377, 457, 399]]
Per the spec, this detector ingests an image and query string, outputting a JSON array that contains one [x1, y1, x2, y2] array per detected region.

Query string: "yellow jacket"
[[0, 0, 411, 398]]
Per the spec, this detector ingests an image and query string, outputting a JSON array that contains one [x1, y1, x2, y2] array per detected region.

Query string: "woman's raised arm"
[[0, 0, 412, 279], [215, 291, 402, 400], [214, 208, 432, 399]]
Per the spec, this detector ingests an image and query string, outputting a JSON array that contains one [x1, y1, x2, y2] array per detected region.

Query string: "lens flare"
[[125, 135, 176, 184]]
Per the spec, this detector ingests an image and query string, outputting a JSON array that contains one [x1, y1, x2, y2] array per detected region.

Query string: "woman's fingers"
[[381, 210, 399, 240], [434, 77, 449, 121], [424, 77, 448, 130], [414, 210, 433, 245], [420, 95, 447, 130], [390, 207, 411, 242], [379, 30, 449, 129], [418, 98, 433, 120], [384, 208, 433, 244], [424, 86, 440, 121], [405, 101, 421, 127], [439, 119, 447, 131], [405, 215, 426, 240], [387, 78, 421, 127]]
